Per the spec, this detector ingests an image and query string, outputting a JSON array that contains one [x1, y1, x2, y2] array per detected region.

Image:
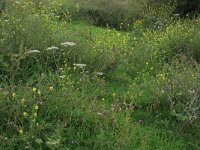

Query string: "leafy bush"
[[136, 18, 200, 65], [163, 58, 200, 125]]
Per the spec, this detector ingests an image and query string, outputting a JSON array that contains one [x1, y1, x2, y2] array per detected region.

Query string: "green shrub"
[[136, 18, 200, 65], [162, 58, 200, 126]]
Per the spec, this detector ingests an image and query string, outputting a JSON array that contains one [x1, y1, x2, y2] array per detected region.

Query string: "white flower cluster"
[[47, 46, 59, 51], [61, 42, 76, 46], [26, 49, 40, 54], [25, 41, 76, 55], [73, 63, 87, 69], [97, 72, 103, 76]]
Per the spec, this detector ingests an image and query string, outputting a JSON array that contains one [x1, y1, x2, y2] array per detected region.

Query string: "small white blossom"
[[47, 46, 59, 51], [59, 75, 66, 79], [97, 72, 103, 76], [26, 50, 40, 54], [35, 139, 43, 144], [15, 1, 21, 4], [188, 90, 195, 94], [49, 13, 55, 16], [61, 42, 76, 46], [173, 14, 180, 16], [46, 139, 60, 145], [97, 112, 104, 116], [41, 14, 50, 17], [73, 63, 87, 69]]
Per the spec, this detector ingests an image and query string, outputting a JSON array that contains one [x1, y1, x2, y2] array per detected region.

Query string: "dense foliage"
[[0, 0, 199, 149]]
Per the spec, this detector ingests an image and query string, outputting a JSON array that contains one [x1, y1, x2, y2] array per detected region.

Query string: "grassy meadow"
[[0, 0, 200, 149]]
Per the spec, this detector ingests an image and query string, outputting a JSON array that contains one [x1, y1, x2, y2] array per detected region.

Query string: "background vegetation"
[[0, 0, 199, 149]]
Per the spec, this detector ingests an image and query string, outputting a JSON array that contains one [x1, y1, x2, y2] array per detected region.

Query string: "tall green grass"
[[0, 0, 200, 149]]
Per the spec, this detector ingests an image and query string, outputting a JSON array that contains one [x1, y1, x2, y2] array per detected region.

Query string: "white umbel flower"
[[97, 72, 103, 76], [61, 42, 76, 46], [47, 46, 59, 51], [26, 49, 40, 54], [73, 63, 87, 68]]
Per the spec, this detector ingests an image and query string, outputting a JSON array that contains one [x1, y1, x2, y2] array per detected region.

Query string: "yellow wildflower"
[[12, 93, 16, 98], [19, 129, 23, 134], [23, 112, 28, 117], [34, 112, 37, 118], [21, 98, 26, 103], [49, 86, 53, 91], [32, 87, 37, 92], [34, 104, 39, 110], [37, 89, 41, 95]]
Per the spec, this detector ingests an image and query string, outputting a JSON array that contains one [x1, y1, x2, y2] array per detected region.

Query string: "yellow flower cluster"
[[12, 93, 16, 98], [32, 87, 41, 95]]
